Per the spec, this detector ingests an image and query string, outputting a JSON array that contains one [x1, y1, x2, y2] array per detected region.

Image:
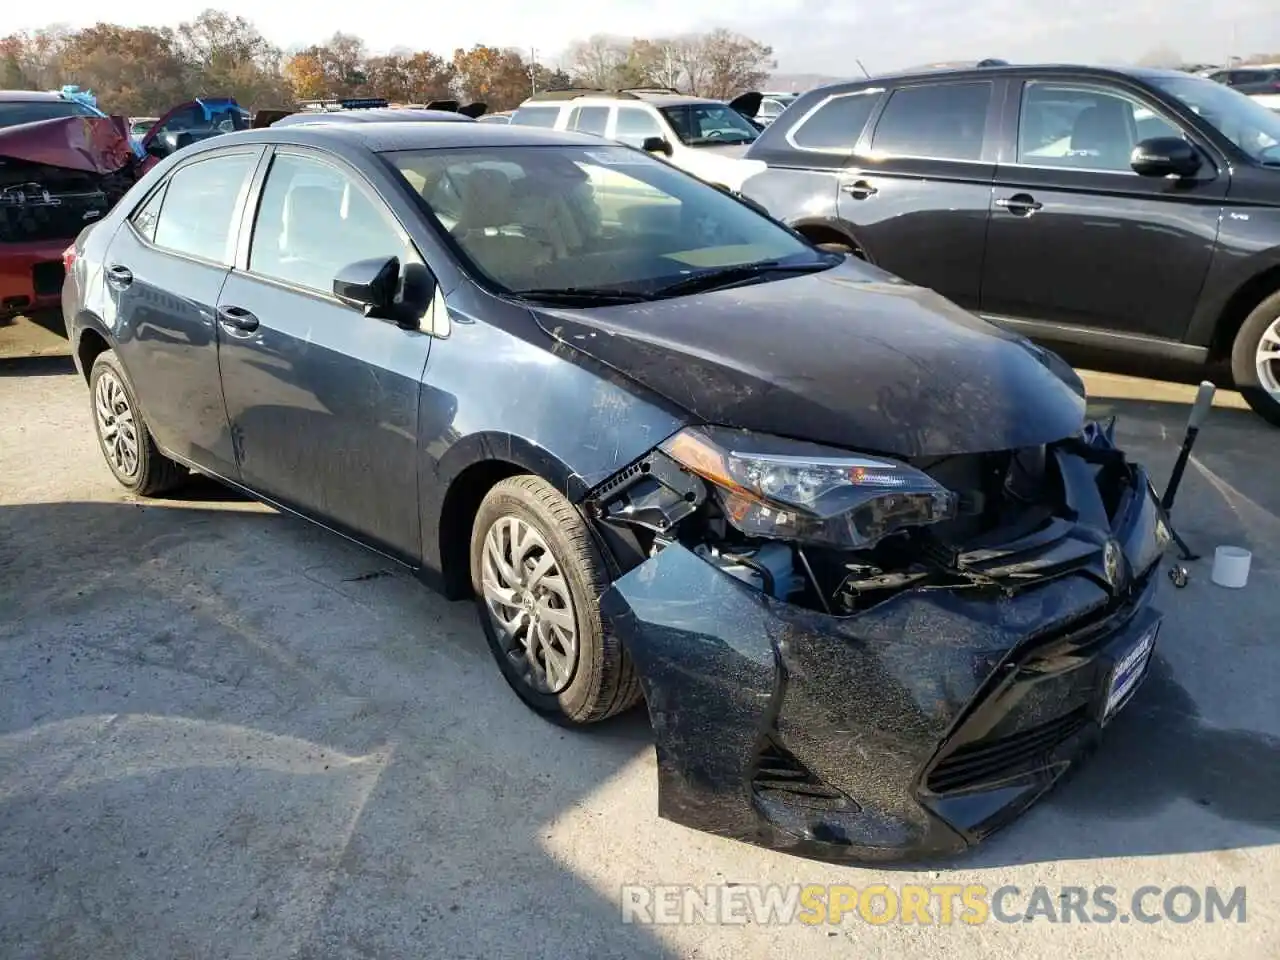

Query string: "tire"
[[89, 350, 187, 496], [1230, 290, 1280, 427], [469, 474, 642, 725]]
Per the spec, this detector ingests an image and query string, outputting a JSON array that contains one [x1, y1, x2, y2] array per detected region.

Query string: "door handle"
[[105, 264, 133, 289], [995, 193, 1043, 215], [217, 305, 260, 332], [841, 179, 879, 199]]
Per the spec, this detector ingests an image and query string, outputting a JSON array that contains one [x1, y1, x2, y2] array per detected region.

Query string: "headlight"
[[659, 427, 958, 549]]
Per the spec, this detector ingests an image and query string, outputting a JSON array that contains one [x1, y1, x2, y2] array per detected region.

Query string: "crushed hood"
[[531, 260, 1087, 458], [0, 115, 135, 174]]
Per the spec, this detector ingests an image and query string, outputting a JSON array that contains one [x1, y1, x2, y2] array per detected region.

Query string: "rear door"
[[102, 146, 262, 477], [214, 147, 434, 561], [835, 79, 1000, 310], [979, 76, 1227, 342]]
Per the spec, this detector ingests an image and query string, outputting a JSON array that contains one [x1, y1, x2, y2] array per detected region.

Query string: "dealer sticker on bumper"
[[1103, 623, 1158, 722]]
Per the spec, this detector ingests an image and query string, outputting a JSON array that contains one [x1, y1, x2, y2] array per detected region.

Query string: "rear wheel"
[[89, 350, 187, 495], [1230, 290, 1280, 427], [469, 475, 641, 725]]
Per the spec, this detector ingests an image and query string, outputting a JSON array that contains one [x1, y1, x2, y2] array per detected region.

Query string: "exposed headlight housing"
[[659, 427, 958, 550]]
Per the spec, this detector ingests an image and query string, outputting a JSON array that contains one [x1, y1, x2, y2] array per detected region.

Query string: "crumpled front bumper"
[[599, 461, 1165, 863]]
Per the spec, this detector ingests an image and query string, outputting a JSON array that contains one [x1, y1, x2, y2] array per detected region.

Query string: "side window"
[[870, 82, 992, 161], [510, 105, 560, 128], [569, 106, 610, 137], [249, 153, 415, 295], [150, 153, 256, 264], [614, 107, 664, 147], [1016, 82, 1182, 172], [789, 91, 880, 152], [130, 184, 167, 243]]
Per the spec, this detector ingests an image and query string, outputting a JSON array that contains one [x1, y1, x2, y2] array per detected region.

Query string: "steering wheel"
[[704, 129, 729, 141]]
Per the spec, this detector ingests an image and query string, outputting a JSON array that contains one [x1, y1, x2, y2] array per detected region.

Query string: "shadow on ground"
[[0, 356, 77, 378], [0, 498, 666, 959], [0, 385, 1277, 958]]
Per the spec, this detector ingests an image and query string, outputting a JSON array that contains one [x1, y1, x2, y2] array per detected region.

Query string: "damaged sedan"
[[62, 122, 1168, 862], [1, 90, 141, 319]]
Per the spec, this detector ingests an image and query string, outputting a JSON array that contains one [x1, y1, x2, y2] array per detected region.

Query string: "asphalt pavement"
[[0, 359, 1276, 959]]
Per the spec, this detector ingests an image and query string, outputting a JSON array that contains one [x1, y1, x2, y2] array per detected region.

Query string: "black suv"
[[739, 64, 1280, 425]]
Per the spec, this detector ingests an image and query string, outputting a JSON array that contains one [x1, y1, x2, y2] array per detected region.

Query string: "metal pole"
[[1161, 380, 1215, 515]]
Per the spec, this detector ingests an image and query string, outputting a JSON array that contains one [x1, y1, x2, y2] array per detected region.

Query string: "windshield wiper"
[[514, 287, 655, 305], [650, 260, 833, 298]]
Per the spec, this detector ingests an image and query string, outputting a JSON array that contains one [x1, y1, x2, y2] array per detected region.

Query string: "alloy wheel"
[[480, 515, 579, 695], [1257, 316, 1280, 400], [94, 370, 140, 480]]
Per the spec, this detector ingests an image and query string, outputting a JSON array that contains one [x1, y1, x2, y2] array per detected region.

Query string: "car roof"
[[812, 62, 1197, 93], [181, 121, 615, 155], [0, 90, 69, 102], [518, 91, 724, 108], [272, 108, 475, 127]]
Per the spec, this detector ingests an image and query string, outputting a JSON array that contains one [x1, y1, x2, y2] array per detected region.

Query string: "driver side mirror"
[[641, 136, 674, 157], [333, 256, 435, 331], [1130, 137, 1201, 179], [145, 139, 169, 159]]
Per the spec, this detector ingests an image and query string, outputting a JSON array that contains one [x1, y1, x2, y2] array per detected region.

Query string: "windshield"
[[1150, 74, 1280, 163], [387, 144, 825, 297], [0, 99, 101, 129], [659, 104, 759, 146]]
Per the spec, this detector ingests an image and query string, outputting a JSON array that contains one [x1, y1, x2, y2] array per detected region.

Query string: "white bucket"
[[1211, 546, 1251, 589]]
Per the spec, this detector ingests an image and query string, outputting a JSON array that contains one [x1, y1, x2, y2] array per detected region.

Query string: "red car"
[[1, 92, 248, 321]]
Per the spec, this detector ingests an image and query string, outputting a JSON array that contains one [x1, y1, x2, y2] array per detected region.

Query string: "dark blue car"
[[61, 121, 1167, 863]]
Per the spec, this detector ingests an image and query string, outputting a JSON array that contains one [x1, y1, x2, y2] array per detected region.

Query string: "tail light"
[[62, 245, 77, 272]]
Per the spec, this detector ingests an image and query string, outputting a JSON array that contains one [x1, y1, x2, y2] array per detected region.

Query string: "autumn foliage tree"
[[451, 45, 536, 109], [0, 11, 776, 115], [565, 30, 774, 97]]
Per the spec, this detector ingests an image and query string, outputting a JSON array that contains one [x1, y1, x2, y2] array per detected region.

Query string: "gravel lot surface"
[[1, 358, 1276, 959]]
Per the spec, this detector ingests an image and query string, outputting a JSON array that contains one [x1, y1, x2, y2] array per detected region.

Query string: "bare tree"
[[565, 34, 629, 89], [1136, 45, 1185, 69]]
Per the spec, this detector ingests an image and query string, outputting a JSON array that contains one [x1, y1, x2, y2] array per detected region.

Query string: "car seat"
[[1069, 103, 1135, 169]]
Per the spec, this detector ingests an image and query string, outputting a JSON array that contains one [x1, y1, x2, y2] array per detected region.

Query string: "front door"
[[836, 79, 999, 311], [215, 148, 434, 561], [979, 79, 1226, 341], [103, 148, 260, 476]]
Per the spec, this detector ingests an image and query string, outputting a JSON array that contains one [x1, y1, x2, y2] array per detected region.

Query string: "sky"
[[11, 0, 1280, 75]]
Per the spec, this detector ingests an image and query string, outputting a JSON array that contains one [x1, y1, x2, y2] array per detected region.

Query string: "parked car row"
[[62, 117, 1167, 865], [2, 92, 490, 322], [728, 64, 1280, 426]]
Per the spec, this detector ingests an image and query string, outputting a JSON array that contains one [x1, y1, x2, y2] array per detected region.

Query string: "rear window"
[[788, 91, 881, 151], [511, 105, 561, 128], [0, 99, 100, 128]]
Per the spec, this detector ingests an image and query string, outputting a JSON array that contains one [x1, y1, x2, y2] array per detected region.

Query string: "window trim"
[[784, 88, 884, 155], [125, 147, 263, 269], [864, 79, 996, 164], [236, 145, 428, 307], [1009, 78, 1197, 177]]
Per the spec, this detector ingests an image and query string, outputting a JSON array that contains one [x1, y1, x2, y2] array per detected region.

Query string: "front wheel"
[[469, 475, 641, 725], [1231, 291, 1280, 427]]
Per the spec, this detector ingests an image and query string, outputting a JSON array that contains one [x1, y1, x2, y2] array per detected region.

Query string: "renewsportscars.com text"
[[620, 883, 1247, 926]]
